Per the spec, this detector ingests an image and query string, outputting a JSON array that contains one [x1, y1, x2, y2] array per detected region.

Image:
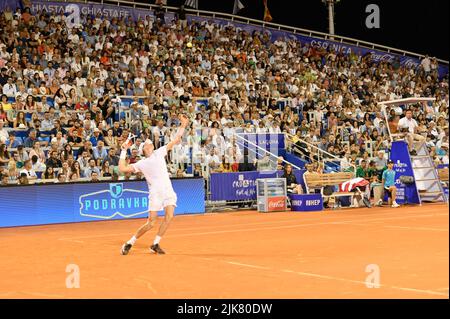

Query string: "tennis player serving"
[[119, 114, 189, 255]]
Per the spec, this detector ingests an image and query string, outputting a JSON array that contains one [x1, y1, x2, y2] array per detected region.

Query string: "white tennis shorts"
[[148, 188, 177, 211]]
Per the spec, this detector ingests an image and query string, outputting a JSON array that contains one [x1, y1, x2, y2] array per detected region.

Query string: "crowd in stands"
[[0, 4, 448, 187]]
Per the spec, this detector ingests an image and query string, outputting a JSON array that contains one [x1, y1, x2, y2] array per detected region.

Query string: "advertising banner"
[[0, 178, 205, 228], [290, 193, 323, 212]]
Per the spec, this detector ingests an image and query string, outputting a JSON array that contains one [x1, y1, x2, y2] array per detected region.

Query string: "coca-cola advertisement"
[[267, 196, 287, 212]]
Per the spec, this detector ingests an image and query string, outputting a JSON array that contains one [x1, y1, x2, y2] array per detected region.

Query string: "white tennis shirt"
[[132, 146, 173, 193]]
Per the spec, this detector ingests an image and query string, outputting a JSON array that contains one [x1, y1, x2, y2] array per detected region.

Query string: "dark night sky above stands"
[[145, 0, 448, 61]]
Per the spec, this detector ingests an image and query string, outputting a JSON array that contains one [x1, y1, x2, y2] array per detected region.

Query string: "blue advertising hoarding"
[[0, 178, 205, 228], [388, 141, 421, 205], [210, 169, 305, 201], [289, 194, 323, 212]]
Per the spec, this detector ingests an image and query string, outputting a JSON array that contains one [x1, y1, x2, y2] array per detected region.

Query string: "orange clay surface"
[[0, 204, 448, 299]]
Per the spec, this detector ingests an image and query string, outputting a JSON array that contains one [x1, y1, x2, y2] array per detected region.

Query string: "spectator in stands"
[[85, 158, 101, 178], [51, 131, 67, 150], [103, 147, 119, 167], [18, 173, 29, 185], [0, 172, 9, 186], [17, 145, 29, 162], [3, 77, 17, 97], [5, 132, 20, 148], [381, 160, 400, 208], [0, 120, 9, 143], [101, 161, 112, 178], [46, 151, 62, 169], [31, 155, 46, 172], [43, 166, 55, 180], [68, 162, 80, 180], [90, 128, 104, 147], [373, 151, 387, 172], [19, 160, 37, 180], [7, 160, 18, 183], [91, 171, 100, 182], [23, 129, 37, 147], [56, 173, 66, 184], [28, 141, 45, 163], [13, 111, 27, 129], [93, 140, 108, 161], [0, 143, 10, 168]]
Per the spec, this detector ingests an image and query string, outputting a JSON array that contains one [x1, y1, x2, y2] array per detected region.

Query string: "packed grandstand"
[[0, 2, 448, 194]]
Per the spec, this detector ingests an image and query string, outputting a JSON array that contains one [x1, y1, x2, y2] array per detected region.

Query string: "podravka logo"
[[79, 183, 149, 219]]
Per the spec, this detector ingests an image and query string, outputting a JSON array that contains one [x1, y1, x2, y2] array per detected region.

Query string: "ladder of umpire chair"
[[410, 141, 447, 203]]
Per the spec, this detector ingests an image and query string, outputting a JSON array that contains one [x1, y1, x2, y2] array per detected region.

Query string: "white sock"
[[153, 235, 161, 245], [127, 236, 137, 245]]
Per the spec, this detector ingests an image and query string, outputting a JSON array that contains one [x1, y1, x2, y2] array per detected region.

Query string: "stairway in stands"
[[411, 141, 447, 203]]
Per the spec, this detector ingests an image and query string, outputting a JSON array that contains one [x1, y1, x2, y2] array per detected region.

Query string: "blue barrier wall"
[[210, 170, 305, 201], [0, 178, 205, 228]]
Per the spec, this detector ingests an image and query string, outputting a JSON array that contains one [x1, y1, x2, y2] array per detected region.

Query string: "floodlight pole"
[[323, 0, 338, 40]]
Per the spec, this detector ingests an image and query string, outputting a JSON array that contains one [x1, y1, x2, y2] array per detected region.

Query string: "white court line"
[[165, 213, 449, 239], [214, 259, 449, 297], [384, 226, 449, 232], [58, 212, 449, 242], [55, 209, 415, 241], [226, 261, 271, 270]]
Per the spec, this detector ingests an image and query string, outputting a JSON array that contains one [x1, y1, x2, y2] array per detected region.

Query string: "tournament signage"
[[0, 178, 205, 228], [210, 171, 259, 201], [79, 183, 149, 219], [290, 194, 323, 212], [388, 141, 421, 205], [210, 169, 306, 201]]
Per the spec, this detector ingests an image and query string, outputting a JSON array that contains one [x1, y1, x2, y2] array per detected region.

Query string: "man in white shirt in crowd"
[[153, 120, 168, 149], [206, 147, 221, 172], [2, 77, 17, 97], [20, 160, 37, 180], [397, 109, 426, 154]]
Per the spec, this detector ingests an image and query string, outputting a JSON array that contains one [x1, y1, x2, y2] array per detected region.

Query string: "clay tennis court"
[[0, 204, 448, 299]]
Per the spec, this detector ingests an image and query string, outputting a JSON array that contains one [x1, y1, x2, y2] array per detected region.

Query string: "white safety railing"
[[285, 132, 356, 174], [36, 0, 449, 65]]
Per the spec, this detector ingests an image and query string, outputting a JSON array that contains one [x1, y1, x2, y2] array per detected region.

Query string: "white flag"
[[184, 0, 198, 9], [233, 0, 245, 15]]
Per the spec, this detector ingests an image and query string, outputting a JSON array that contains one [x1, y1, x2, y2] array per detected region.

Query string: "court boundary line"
[[56, 212, 449, 242], [204, 258, 449, 297]]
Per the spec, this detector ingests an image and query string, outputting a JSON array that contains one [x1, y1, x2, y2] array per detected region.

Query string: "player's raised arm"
[[166, 114, 190, 151], [118, 136, 136, 174]]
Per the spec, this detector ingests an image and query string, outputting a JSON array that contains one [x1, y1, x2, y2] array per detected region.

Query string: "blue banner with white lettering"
[[289, 194, 323, 212], [0, 178, 205, 228], [389, 141, 420, 205], [210, 169, 305, 201]]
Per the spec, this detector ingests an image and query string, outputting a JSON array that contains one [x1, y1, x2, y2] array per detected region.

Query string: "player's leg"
[[121, 211, 157, 255], [150, 205, 175, 255]]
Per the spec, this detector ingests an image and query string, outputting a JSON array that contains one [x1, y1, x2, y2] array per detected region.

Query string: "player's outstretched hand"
[[121, 140, 132, 150], [179, 114, 189, 127]]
